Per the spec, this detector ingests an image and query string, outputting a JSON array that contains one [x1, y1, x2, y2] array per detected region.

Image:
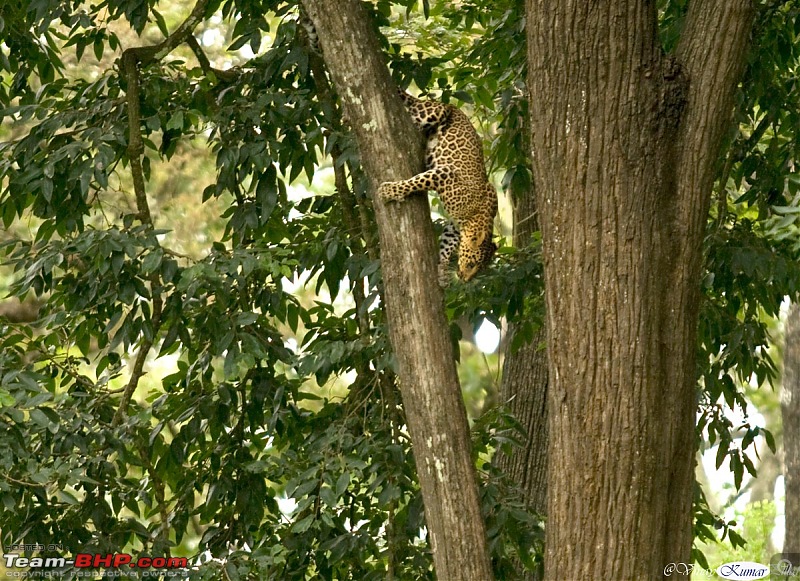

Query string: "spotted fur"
[[377, 91, 497, 281], [437, 222, 461, 286], [297, 9, 320, 53]]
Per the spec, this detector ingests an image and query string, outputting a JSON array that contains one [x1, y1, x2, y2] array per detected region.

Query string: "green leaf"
[[256, 168, 278, 223], [167, 111, 184, 131], [764, 429, 776, 454], [42, 178, 53, 202], [152, 9, 170, 37], [29, 408, 51, 428], [730, 453, 743, 490], [141, 250, 162, 273], [235, 312, 258, 326], [291, 513, 314, 534], [335, 472, 349, 497], [76, 327, 91, 357], [319, 485, 336, 507], [0, 389, 14, 407], [93, 37, 104, 61], [224, 562, 240, 581], [715, 440, 728, 470], [57, 490, 79, 505]]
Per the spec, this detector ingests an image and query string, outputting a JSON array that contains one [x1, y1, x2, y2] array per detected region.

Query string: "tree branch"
[[113, 2, 208, 427], [124, 0, 211, 68], [120, 0, 211, 224], [120, 50, 152, 226], [659, 0, 756, 565], [674, 0, 756, 228], [136, 439, 172, 550], [186, 35, 238, 83], [111, 291, 163, 427]]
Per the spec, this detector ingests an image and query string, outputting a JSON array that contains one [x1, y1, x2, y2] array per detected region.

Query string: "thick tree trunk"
[[299, 2, 493, 579], [784, 303, 800, 553], [497, 188, 548, 518], [526, 1, 754, 579]]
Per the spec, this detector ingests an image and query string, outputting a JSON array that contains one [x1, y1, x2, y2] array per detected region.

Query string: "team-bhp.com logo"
[[716, 561, 769, 581], [5, 552, 188, 570]]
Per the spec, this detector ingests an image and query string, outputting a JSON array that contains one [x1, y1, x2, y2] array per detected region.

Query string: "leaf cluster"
[[692, 0, 800, 559]]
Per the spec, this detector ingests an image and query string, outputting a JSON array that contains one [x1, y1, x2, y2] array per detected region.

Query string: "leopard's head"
[[458, 236, 498, 281]]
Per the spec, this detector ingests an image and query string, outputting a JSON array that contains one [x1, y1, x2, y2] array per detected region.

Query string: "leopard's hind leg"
[[438, 221, 460, 286]]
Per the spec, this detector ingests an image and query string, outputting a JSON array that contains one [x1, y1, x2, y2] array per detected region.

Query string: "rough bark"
[[496, 189, 548, 581], [298, 2, 493, 579], [784, 303, 800, 553], [748, 446, 780, 506], [497, 188, 548, 518], [526, 1, 754, 579]]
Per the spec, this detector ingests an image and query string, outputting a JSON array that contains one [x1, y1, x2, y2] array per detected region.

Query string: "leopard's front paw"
[[376, 181, 401, 202]]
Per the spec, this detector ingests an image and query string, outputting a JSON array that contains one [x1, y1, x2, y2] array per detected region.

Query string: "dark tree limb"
[[112, 2, 210, 427], [186, 35, 238, 83], [497, 185, 548, 513], [299, 1, 493, 579]]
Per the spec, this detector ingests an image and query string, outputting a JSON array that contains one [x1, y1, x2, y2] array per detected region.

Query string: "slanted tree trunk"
[[497, 187, 548, 518], [526, 1, 754, 578], [496, 188, 548, 581], [784, 303, 800, 553], [299, 2, 493, 579], [748, 415, 781, 557]]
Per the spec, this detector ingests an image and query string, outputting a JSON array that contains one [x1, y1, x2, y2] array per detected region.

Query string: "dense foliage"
[[2, 0, 800, 578], [0, 0, 540, 578]]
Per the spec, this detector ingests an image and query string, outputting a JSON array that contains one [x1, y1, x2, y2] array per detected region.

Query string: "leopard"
[[377, 91, 497, 283]]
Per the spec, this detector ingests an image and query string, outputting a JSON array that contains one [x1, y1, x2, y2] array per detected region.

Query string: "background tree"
[[784, 305, 800, 554]]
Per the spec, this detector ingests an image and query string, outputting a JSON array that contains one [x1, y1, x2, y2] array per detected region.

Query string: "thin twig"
[[186, 35, 238, 83], [136, 440, 172, 551], [2, 473, 42, 487]]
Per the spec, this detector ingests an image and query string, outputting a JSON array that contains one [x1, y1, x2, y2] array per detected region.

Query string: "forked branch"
[[112, 0, 210, 427]]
